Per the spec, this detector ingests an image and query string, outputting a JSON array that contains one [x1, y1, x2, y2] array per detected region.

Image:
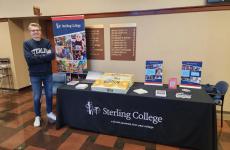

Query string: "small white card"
[[133, 89, 148, 94], [75, 84, 88, 89], [176, 92, 191, 99], [182, 89, 191, 92], [155, 90, 167, 97], [67, 81, 79, 85]]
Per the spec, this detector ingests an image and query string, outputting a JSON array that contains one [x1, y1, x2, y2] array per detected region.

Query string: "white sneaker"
[[47, 112, 56, 121], [34, 116, 41, 127]]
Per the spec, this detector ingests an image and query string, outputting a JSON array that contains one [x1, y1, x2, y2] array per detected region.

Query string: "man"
[[23, 23, 56, 127]]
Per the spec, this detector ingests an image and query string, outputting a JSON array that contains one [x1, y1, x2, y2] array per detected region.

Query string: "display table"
[[56, 82, 217, 150]]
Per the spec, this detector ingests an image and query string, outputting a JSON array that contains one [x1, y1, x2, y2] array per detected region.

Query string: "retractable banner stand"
[[180, 61, 202, 89], [144, 60, 163, 86], [51, 15, 87, 74]]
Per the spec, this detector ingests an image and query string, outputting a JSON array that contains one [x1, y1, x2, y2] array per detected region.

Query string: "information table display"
[[56, 82, 217, 150]]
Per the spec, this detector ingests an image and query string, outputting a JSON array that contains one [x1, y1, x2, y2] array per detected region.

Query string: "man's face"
[[29, 26, 41, 40]]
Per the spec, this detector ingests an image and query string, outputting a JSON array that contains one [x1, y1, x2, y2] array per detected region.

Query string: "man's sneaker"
[[47, 112, 56, 122], [34, 116, 41, 127]]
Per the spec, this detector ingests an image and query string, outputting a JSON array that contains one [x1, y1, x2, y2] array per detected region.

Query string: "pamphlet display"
[[180, 61, 202, 89], [52, 15, 87, 73], [91, 73, 134, 94], [144, 60, 163, 86]]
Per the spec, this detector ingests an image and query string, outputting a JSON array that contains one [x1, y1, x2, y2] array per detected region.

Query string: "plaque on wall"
[[86, 25, 104, 60], [110, 23, 136, 61]]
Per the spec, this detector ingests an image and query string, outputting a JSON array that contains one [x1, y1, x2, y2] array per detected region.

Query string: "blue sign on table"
[[145, 60, 163, 86], [180, 61, 202, 88]]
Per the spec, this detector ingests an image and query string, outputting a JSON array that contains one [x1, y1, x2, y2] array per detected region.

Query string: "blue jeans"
[[30, 74, 53, 117]]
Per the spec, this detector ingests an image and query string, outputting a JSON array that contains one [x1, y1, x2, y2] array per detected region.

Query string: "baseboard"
[[0, 87, 16, 91], [0, 85, 32, 92], [216, 110, 230, 114], [16, 86, 32, 93]]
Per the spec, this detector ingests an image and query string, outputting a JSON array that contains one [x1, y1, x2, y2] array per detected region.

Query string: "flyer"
[[180, 61, 202, 89], [144, 60, 163, 86]]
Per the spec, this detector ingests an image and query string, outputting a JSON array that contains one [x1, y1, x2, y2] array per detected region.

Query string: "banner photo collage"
[[52, 15, 87, 73]]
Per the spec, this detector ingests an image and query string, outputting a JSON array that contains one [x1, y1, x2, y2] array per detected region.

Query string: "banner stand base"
[[179, 85, 201, 89], [144, 83, 163, 86]]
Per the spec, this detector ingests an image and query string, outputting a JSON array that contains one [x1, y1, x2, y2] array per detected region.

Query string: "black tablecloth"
[[56, 82, 217, 150]]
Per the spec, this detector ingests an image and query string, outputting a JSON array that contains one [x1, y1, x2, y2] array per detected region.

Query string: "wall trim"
[[84, 4, 230, 19], [4, 4, 230, 20], [0, 18, 8, 22]]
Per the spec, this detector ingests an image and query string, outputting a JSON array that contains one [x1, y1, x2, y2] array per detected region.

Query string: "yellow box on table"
[[91, 73, 134, 94]]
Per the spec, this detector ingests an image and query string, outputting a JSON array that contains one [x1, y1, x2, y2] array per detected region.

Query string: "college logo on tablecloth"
[[85, 101, 100, 115]]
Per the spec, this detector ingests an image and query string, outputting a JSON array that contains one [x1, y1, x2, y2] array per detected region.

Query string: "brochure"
[[180, 61, 202, 89], [144, 60, 163, 86]]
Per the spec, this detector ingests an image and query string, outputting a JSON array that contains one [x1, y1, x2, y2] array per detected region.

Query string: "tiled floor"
[[0, 89, 229, 150]]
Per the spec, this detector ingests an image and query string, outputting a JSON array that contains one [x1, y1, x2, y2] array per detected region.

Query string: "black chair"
[[208, 81, 229, 128]]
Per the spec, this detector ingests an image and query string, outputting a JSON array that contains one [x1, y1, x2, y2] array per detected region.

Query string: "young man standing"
[[23, 23, 56, 127]]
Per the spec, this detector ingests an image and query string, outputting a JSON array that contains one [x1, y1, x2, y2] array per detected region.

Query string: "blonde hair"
[[28, 23, 41, 30]]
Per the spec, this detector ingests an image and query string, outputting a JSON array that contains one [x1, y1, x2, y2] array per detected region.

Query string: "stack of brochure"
[[91, 73, 134, 94], [67, 81, 79, 85], [75, 84, 88, 90]]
